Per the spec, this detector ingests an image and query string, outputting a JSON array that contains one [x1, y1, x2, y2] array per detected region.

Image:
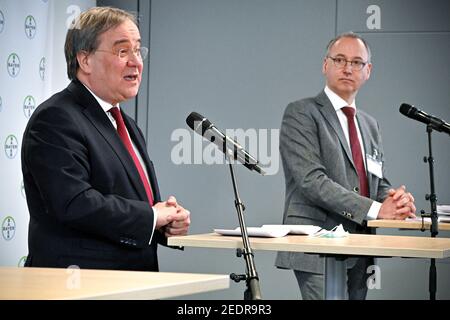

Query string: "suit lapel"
[[315, 91, 356, 170], [122, 113, 161, 202], [67, 80, 148, 202]]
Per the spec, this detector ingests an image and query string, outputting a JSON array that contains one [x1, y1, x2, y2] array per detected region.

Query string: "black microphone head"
[[186, 112, 213, 135], [399, 103, 450, 135], [186, 112, 204, 130], [399, 103, 417, 117]]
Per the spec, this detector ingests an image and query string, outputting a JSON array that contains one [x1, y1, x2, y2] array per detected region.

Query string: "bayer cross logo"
[[4, 135, 19, 159], [23, 95, 36, 118], [25, 15, 36, 39], [7, 53, 20, 77], [0, 10, 4, 34], [39, 57, 46, 81], [2, 216, 16, 241]]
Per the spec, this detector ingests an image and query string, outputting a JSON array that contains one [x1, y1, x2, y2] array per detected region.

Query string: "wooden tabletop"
[[0, 267, 229, 300], [368, 219, 450, 231], [168, 233, 450, 259]]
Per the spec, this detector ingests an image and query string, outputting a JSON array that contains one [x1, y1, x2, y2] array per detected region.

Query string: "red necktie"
[[109, 107, 154, 205], [341, 107, 369, 197]]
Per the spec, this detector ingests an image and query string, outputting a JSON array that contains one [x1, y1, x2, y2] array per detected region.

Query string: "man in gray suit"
[[275, 32, 416, 300]]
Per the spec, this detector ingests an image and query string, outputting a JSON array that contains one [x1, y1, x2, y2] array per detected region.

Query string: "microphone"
[[186, 112, 265, 175], [399, 104, 450, 135]]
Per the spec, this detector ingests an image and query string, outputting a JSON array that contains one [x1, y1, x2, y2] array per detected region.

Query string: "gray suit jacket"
[[275, 90, 391, 273]]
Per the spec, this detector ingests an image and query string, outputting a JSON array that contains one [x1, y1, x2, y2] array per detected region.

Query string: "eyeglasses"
[[327, 56, 368, 71], [95, 46, 149, 61]]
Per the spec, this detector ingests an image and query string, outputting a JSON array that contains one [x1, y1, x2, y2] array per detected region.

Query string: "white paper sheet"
[[213, 225, 322, 238]]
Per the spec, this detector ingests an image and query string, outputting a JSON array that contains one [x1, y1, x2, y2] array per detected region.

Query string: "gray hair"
[[325, 32, 372, 62], [64, 7, 137, 80]]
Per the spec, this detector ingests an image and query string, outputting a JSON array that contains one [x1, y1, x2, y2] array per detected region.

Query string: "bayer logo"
[[23, 95, 36, 118], [25, 15, 36, 39], [4, 135, 19, 159], [7, 53, 20, 77], [0, 10, 4, 34], [39, 57, 45, 80], [2, 216, 16, 241]]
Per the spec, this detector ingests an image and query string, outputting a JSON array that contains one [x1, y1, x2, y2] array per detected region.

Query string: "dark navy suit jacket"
[[22, 79, 166, 271]]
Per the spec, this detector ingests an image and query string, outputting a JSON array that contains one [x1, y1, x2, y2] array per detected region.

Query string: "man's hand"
[[378, 185, 416, 220], [155, 196, 191, 237], [154, 200, 178, 229]]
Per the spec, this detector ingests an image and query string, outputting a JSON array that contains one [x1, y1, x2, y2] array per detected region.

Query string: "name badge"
[[366, 151, 383, 179]]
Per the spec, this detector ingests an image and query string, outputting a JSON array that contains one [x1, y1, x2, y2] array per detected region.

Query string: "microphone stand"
[[419, 124, 439, 300], [226, 151, 262, 300]]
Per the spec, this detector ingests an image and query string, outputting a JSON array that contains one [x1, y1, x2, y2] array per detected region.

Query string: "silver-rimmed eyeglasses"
[[95, 46, 149, 61], [327, 56, 368, 71]]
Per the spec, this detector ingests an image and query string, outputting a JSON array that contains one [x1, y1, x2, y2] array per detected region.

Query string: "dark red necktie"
[[109, 107, 154, 205], [341, 106, 369, 197]]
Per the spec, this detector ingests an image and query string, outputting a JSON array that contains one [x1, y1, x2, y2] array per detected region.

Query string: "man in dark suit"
[[21, 7, 190, 271], [275, 32, 416, 299]]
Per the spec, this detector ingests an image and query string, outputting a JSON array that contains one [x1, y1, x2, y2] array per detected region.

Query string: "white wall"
[[0, 0, 95, 267]]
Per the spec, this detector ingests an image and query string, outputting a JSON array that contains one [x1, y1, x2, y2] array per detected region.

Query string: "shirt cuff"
[[366, 201, 382, 220], [148, 206, 158, 245]]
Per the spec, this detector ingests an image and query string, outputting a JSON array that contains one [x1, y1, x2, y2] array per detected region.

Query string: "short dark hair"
[[326, 32, 372, 62], [64, 7, 137, 80]]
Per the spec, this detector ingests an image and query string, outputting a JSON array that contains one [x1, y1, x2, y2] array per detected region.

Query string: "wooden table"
[[168, 233, 450, 299], [368, 219, 450, 232], [168, 233, 450, 258], [0, 267, 229, 300]]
